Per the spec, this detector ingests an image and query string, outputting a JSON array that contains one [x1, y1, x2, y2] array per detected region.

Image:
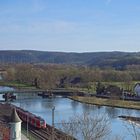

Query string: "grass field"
[[0, 81, 36, 89], [70, 96, 140, 110]]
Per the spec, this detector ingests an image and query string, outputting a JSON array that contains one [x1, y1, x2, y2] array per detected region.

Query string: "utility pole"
[[27, 114, 29, 138], [52, 106, 55, 140]]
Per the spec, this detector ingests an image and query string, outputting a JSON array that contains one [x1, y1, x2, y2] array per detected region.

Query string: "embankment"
[[69, 96, 140, 110]]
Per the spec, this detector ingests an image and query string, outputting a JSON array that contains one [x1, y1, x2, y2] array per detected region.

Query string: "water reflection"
[[16, 92, 38, 99], [0, 86, 14, 92], [105, 107, 120, 119], [71, 100, 79, 112], [2, 94, 139, 140]]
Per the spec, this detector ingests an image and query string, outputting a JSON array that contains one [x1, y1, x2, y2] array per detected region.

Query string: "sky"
[[0, 0, 140, 52]]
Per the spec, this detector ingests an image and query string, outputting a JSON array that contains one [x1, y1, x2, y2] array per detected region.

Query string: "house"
[[134, 83, 140, 96], [104, 85, 122, 98], [0, 103, 22, 140]]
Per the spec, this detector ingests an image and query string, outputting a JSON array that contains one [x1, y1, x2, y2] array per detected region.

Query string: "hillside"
[[0, 50, 140, 69]]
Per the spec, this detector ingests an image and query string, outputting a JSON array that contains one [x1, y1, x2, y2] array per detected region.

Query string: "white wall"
[[10, 122, 21, 140], [134, 84, 140, 96]]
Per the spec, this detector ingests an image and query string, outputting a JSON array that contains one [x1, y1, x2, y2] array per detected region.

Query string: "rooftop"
[[10, 108, 21, 123]]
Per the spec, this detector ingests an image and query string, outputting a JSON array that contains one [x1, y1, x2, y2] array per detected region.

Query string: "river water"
[[0, 87, 140, 140]]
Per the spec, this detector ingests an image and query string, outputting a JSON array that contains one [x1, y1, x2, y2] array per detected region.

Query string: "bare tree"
[[110, 135, 125, 140], [120, 110, 140, 140], [58, 113, 110, 140], [124, 119, 140, 140]]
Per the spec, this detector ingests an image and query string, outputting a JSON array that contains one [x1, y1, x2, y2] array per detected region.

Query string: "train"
[[10, 104, 46, 129]]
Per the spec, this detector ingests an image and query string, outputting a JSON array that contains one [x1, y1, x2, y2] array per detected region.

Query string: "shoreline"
[[69, 96, 140, 110]]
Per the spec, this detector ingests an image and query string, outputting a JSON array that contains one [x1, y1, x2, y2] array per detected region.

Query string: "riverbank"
[[69, 96, 140, 110]]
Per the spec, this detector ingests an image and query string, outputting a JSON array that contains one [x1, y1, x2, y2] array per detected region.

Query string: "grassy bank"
[[68, 81, 140, 94], [70, 96, 140, 110], [0, 81, 36, 89]]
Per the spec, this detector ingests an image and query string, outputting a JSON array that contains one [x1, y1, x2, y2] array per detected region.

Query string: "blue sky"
[[0, 0, 140, 52]]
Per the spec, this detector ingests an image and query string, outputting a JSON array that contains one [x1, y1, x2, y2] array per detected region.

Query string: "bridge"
[[0, 88, 88, 97], [0, 89, 46, 94]]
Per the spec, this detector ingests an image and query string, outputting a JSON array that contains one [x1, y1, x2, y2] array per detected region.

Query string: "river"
[[0, 87, 140, 140]]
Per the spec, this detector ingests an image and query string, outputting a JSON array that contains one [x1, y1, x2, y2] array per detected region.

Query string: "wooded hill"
[[0, 50, 140, 69]]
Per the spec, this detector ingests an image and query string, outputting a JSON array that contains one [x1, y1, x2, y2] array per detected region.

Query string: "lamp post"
[[52, 106, 55, 140]]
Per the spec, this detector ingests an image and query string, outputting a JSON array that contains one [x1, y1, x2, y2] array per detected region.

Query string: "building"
[[0, 104, 22, 140], [9, 108, 22, 140], [0, 121, 10, 140], [134, 83, 140, 96]]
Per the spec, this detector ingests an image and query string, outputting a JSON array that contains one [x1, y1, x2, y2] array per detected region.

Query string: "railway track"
[[29, 126, 50, 140], [22, 122, 76, 140], [44, 125, 73, 140], [30, 129, 47, 140], [0, 103, 76, 140], [41, 127, 66, 140], [29, 126, 75, 140], [40, 129, 51, 139]]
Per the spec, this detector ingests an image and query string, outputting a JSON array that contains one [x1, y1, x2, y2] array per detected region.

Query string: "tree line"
[[2, 64, 140, 90]]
